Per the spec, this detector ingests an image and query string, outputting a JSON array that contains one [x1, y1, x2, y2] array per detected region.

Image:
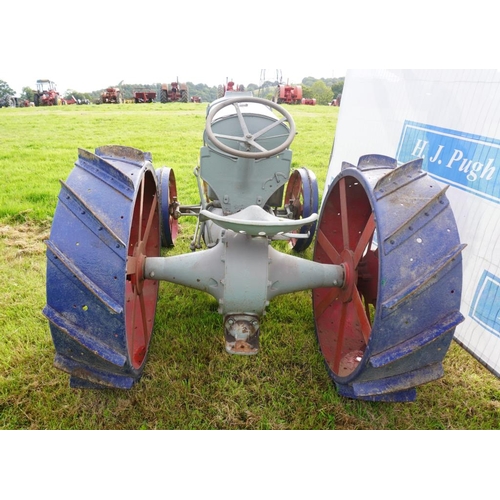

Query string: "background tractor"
[[43, 93, 465, 402], [217, 80, 245, 98], [274, 83, 303, 104], [34, 79, 61, 106], [101, 87, 123, 104], [160, 81, 188, 103], [0, 95, 21, 107]]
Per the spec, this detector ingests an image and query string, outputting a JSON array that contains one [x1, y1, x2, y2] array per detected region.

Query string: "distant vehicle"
[[217, 80, 245, 98], [34, 79, 62, 106], [101, 87, 123, 104], [65, 95, 90, 105], [134, 89, 156, 103], [274, 84, 302, 105], [160, 81, 188, 103], [0, 95, 20, 108]]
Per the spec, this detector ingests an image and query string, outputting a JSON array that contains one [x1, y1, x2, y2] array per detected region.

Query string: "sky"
[[1, 1, 497, 96]]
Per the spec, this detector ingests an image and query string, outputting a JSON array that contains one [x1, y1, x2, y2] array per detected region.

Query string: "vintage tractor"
[[275, 84, 303, 104], [43, 93, 465, 401], [34, 79, 62, 106], [217, 80, 245, 98], [0, 95, 20, 107], [101, 87, 123, 104], [160, 81, 188, 103]]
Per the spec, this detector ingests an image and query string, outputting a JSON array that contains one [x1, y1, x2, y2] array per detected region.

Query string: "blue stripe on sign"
[[469, 270, 500, 338], [396, 121, 500, 204]]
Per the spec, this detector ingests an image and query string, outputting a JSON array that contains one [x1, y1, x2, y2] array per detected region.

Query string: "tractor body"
[[101, 87, 123, 104], [43, 92, 465, 401], [160, 81, 188, 103], [275, 84, 303, 104], [149, 93, 331, 353], [34, 79, 61, 106], [217, 81, 245, 98]]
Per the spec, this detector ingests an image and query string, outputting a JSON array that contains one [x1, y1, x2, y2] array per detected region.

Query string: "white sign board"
[[326, 69, 500, 377]]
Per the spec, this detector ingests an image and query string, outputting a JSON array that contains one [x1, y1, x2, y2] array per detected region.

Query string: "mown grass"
[[0, 103, 499, 430]]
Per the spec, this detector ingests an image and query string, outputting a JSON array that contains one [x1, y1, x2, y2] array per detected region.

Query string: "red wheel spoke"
[[353, 212, 375, 267], [317, 229, 341, 264], [352, 286, 372, 345], [314, 287, 341, 319], [339, 178, 349, 249], [126, 256, 136, 276], [129, 286, 138, 361], [139, 291, 149, 347], [141, 193, 157, 246], [333, 303, 348, 373], [138, 178, 145, 242]]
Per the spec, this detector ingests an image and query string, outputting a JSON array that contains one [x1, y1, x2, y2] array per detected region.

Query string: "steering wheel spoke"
[[206, 96, 296, 159], [252, 116, 287, 140], [234, 103, 251, 137], [213, 132, 246, 142]]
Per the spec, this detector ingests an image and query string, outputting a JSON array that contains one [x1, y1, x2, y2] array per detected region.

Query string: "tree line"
[[0, 77, 344, 106]]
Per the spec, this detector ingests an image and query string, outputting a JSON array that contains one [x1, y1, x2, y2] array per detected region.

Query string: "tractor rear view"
[[275, 83, 302, 104], [43, 92, 465, 402], [34, 80, 62, 106], [160, 81, 188, 103], [101, 87, 123, 104], [217, 80, 245, 98]]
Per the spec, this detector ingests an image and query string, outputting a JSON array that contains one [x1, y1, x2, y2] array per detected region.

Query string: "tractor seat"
[[199, 204, 318, 237]]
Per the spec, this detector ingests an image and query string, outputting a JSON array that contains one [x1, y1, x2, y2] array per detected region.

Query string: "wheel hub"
[[339, 249, 357, 303], [127, 242, 147, 294]]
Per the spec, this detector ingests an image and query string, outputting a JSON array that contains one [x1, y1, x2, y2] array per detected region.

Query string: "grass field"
[[1, 103, 499, 430]]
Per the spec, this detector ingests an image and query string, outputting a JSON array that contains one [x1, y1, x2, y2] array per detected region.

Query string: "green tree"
[[301, 84, 313, 99], [20, 87, 34, 102], [0, 80, 15, 99], [331, 78, 344, 99], [311, 80, 333, 105]]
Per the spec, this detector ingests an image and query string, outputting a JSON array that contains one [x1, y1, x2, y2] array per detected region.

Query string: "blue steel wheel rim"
[[312, 155, 464, 401], [284, 167, 318, 252], [43, 146, 160, 388]]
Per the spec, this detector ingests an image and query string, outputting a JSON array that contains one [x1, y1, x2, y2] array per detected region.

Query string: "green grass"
[[0, 103, 499, 430]]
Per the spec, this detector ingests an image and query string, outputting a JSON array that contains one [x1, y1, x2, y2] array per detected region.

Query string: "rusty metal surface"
[[224, 315, 260, 355]]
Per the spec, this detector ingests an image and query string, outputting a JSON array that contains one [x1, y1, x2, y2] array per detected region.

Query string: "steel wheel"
[[284, 167, 318, 252], [156, 167, 178, 247], [43, 146, 160, 388], [313, 155, 465, 401]]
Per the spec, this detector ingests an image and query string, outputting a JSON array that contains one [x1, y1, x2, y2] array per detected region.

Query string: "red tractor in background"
[[217, 80, 245, 98], [34, 79, 62, 106], [274, 83, 303, 104], [160, 81, 188, 103], [101, 87, 123, 104]]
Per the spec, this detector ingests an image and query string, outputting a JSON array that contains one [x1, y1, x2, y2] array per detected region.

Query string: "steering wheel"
[[205, 96, 296, 159]]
